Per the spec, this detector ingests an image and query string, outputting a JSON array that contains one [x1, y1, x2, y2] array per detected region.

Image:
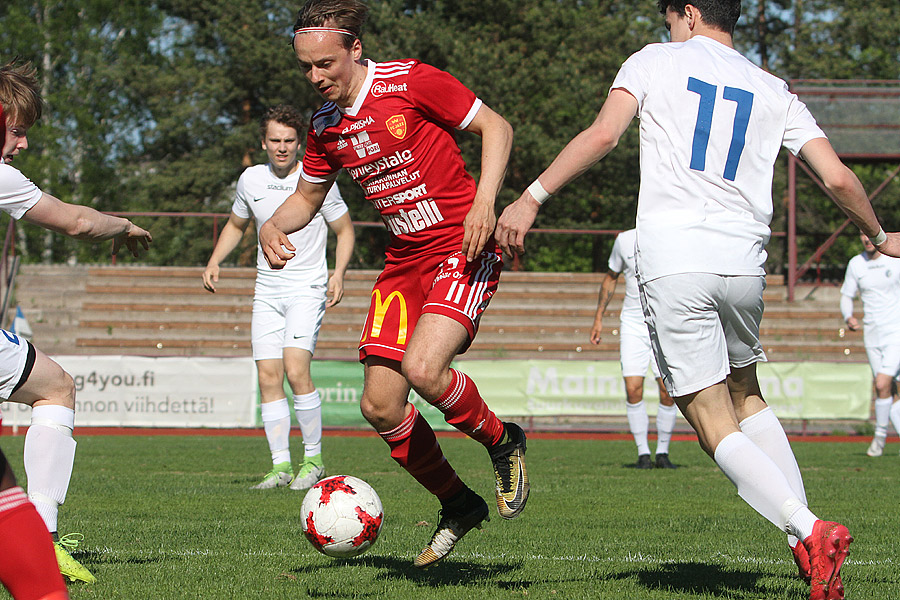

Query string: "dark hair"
[[259, 105, 306, 140], [294, 0, 369, 50], [657, 1, 741, 34], [0, 59, 43, 128]]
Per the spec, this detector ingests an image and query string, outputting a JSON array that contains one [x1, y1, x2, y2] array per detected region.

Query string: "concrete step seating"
[[12, 265, 863, 363]]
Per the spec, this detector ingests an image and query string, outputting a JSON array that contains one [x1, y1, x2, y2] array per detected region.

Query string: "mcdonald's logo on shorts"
[[365, 289, 408, 345]]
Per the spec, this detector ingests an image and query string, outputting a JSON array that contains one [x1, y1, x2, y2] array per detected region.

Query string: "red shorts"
[[358, 244, 503, 362]]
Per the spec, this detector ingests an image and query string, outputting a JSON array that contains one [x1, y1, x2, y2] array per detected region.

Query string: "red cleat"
[[803, 520, 852, 600], [791, 541, 811, 583]]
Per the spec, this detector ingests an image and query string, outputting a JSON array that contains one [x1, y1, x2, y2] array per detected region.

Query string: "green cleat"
[[289, 454, 326, 491], [55, 533, 97, 584], [250, 461, 293, 489]]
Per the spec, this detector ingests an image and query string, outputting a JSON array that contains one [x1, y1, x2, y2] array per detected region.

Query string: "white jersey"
[[232, 162, 349, 299], [840, 253, 900, 345], [611, 36, 825, 282], [0, 163, 42, 219], [607, 229, 644, 328]]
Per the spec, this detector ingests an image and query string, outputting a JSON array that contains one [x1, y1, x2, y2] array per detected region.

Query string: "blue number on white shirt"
[[687, 77, 754, 182]]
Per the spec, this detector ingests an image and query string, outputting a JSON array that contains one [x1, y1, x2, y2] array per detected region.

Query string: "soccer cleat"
[[55, 533, 97, 584], [636, 454, 652, 469], [250, 461, 293, 489], [803, 520, 852, 600], [655, 453, 676, 469], [414, 492, 489, 568], [866, 436, 885, 457], [488, 422, 530, 519], [791, 541, 811, 583], [289, 455, 326, 491]]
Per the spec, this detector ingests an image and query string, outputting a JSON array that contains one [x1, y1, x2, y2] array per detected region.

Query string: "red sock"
[[433, 369, 504, 446], [0, 487, 69, 600], [379, 406, 464, 500]]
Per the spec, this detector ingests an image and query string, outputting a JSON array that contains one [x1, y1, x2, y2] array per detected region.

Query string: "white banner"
[[3, 356, 257, 428]]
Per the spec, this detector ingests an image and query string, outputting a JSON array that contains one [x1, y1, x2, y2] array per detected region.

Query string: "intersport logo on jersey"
[[371, 81, 408, 98]]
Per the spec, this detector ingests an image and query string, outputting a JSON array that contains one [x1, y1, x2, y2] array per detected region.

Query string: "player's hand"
[[846, 316, 860, 331], [326, 273, 344, 308], [461, 198, 496, 262], [202, 264, 219, 293], [874, 232, 900, 259], [496, 193, 540, 257], [111, 222, 152, 258], [590, 319, 603, 345], [259, 222, 295, 269]]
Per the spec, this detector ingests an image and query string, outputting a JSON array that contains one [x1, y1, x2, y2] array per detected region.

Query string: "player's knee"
[[399, 359, 436, 397], [53, 371, 76, 410], [359, 396, 387, 429]]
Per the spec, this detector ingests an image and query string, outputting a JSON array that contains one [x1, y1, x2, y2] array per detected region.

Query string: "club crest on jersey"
[[386, 115, 407, 140]]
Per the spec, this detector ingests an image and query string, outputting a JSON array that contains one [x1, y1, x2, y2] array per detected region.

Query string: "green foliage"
[[2, 434, 899, 598], [1, 1, 898, 272]]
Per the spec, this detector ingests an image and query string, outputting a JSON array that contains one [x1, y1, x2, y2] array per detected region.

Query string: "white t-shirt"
[[611, 35, 825, 282], [840, 253, 900, 346], [607, 229, 644, 327], [0, 163, 43, 219], [232, 162, 349, 299]]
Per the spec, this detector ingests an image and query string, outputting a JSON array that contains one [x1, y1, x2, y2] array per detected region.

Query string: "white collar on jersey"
[[339, 59, 376, 117]]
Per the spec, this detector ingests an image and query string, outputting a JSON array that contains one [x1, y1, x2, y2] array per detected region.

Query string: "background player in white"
[[591, 228, 678, 469], [497, 2, 900, 598], [1, 59, 152, 585], [840, 233, 900, 457], [203, 105, 354, 490]]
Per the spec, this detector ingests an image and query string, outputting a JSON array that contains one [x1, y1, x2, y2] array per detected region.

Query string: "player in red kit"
[[259, 0, 527, 567]]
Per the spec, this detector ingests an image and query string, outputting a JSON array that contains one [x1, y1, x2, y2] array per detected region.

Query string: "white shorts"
[[639, 274, 767, 397], [865, 341, 900, 379], [251, 290, 326, 361], [0, 330, 34, 400], [619, 318, 661, 379]]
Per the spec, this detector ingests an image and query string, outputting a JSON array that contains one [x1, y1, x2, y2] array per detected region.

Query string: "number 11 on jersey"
[[687, 77, 754, 182]]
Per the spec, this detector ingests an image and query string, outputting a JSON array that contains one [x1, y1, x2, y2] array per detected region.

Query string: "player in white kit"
[[840, 233, 900, 457], [203, 105, 354, 491], [497, 2, 900, 598], [1, 59, 152, 587], [591, 229, 678, 469]]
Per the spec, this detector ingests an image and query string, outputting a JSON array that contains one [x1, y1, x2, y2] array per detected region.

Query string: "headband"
[[292, 27, 357, 38]]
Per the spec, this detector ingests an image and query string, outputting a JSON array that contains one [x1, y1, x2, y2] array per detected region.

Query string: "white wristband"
[[527, 179, 551, 205], [871, 228, 887, 246]]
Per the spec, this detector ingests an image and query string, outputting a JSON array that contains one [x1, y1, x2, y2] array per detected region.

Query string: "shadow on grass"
[[292, 554, 525, 589], [77, 548, 162, 566], [615, 561, 766, 596]]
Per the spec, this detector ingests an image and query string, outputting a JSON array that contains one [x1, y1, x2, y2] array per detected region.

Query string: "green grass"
[[3, 434, 898, 599]]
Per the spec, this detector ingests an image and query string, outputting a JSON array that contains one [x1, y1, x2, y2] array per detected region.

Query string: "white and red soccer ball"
[[301, 475, 384, 558]]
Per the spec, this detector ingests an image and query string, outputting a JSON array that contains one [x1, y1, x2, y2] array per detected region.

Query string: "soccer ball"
[[300, 475, 384, 558]]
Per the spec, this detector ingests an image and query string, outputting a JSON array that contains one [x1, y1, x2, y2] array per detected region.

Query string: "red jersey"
[[301, 59, 482, 262]]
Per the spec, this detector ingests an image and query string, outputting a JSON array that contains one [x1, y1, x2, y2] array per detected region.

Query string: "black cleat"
[[488, 422, 530, 519], [636, 454, 653, 469], [414, 490, 489, 568], [655, 453, 676, 469]]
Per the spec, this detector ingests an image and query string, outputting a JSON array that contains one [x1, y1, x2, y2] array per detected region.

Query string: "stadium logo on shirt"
[[386, 115, 407, 140], [371, 81, 408, 98]]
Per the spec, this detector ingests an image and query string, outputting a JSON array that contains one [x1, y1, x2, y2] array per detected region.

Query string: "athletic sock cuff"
[[260, 398, 290, 421], [293, 390, 321, 410]]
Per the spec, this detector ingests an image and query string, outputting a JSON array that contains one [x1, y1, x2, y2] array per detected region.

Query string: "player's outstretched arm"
[[496, 89, 637, 257], [461, 104, 513, 262], [326, 212, 355, 307], [259, 177, 332, 269], [202, 213, 250, 293], [800, 138, 900, 257], [21, 192, 152, 257], [590, 271, 620, 344]]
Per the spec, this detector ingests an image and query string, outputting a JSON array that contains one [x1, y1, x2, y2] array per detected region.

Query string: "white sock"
[[626, 401, 650, 456], [713, 431, 813, 533], [890, 401, 900, 437], [294, 391, 323, 458], [24, 405, 77, 534], [739, 407, 807, 505], [655, 404, 678, 455], [260, 398, 291, 466], [874, 397, 892, 439]]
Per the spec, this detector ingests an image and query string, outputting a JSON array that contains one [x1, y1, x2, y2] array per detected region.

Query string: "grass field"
[[2, 432, 898, 599]]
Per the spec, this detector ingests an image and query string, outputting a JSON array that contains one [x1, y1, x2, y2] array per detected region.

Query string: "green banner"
[[260, 360, 873, 429]]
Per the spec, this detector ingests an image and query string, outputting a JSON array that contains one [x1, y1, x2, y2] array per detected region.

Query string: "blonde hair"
[[0, 59, 43, 128]]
